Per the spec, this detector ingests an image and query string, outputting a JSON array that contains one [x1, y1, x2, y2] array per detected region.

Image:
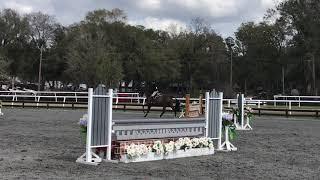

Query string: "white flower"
[[175, 144, 181, 150], [183, 137, 192, 148], [152, 141, 164, 154], [164, 141, 175, 154], [126, 144, 138, 158], [139, 144, 150, 155], [203, 141, 209, 147], [125, 143, 151, 158], [174, 139, 184, 150], [192, 138, 200, 148]]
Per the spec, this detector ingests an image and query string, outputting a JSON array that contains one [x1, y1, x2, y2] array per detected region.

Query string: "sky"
[[0, 0, 282, 37]]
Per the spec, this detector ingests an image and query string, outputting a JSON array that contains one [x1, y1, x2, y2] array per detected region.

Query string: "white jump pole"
[[205, 92, 209, 137], [107, 89, 113, 161], [86, 88, 94, 163], [241, 94, 244, 129], [218, 92, 223, 150]]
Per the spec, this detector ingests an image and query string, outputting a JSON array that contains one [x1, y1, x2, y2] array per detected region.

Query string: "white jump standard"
[[234, 94, 253, 131], [220, 126, 237, 151]]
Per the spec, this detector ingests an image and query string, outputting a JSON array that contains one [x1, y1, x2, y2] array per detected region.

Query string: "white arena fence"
[[273, 95, 320, 107], [0, 90, 145, 104], [0, 90, 319, 110]]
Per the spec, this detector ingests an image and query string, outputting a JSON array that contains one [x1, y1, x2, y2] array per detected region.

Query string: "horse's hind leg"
[[170, 104, 176, 117], [144, 105, 151, 117], [160, 106, 166, 117]]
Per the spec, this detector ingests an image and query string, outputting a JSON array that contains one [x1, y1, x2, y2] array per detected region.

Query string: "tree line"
[[0, 0, 319, 97]]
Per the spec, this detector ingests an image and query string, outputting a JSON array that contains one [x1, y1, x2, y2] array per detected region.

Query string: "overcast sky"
[[0, 0, 282, 37]]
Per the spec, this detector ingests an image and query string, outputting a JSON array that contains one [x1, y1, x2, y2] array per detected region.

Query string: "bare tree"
[[26, 12, 59, 91]]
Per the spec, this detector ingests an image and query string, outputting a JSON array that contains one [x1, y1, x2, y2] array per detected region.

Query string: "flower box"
[[164, 147, 214, 159], [120, 137, 215, 163], [120, 152, 164, 163]]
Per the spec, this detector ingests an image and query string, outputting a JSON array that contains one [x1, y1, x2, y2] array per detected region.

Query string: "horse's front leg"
[[160, 106, 166, 117], [144, 105, 151, 117]]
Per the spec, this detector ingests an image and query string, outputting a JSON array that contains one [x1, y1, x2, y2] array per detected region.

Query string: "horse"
[[143, 93, 180, 118]]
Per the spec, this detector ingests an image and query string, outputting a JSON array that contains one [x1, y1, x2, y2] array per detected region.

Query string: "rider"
[[151, 86, 159, 99]]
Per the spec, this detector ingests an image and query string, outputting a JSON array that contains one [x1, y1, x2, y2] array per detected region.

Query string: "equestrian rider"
[[151, 86, 159, 99]]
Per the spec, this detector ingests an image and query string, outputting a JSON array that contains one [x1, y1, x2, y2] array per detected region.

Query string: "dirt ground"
[[0, 108, 319, 180]]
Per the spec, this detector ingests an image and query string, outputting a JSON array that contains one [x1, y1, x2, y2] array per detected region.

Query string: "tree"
[[65, 10, 125, 88], [235, 22, 286, 95], [275, 0, 320, 95], [43, 25, 69, 87], [26, 12, 59, 90], [0, 9, 30, 87], [172, 18, 227, 94], [85, 8, 127, 24]]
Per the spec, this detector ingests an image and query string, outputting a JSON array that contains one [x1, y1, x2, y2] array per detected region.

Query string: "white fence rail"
[[0, 90, 145, 104], [273, 95, 320, 107], [0, 90, 319, 111]]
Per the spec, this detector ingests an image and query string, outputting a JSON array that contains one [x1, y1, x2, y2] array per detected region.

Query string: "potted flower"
[[188, 137, 214, 156], [166, 137, 214, 159], [244, 106, 254, 124], [220, 112, 238, 151], [222, 112, 237, 140], [122, 143, 152, 163]]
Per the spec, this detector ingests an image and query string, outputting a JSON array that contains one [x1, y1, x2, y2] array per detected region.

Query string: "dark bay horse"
[[143, 93, 180, 118]]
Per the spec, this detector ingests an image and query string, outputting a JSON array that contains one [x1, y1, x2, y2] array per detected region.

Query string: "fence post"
[[115, 96, 119, 108], [298, 97, 301, 107], [274, 96, 276, 107], [36, 96, 40, 107], [185, 94, 190, 117], [258, 101, 261, 108], [63, 97, 66, 107], [86, 88, 93, 163], [199, 94, 203, 115], [228, 100, 231, 107], [107, 89, 113, 161], [289, 101, 292, 115]]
